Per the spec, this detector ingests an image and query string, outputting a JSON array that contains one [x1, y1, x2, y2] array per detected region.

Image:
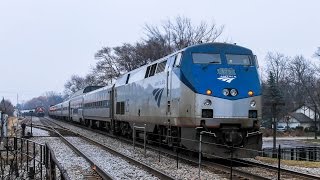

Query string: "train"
[[49, 43, 262, 158], [35, 106, 46, 117]]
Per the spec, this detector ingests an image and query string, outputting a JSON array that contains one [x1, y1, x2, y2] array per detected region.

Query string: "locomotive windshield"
[[192, 53, 221, 64], [226, 54, 252, 65]]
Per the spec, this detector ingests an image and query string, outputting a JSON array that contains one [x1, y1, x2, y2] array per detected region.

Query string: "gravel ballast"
[[47, 119, 228, 179]]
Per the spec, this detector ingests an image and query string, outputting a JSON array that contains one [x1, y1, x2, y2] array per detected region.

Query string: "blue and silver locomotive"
[[49, 43, 262, 158]]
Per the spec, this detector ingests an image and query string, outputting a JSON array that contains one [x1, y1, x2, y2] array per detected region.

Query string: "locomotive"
[[35, 106, 46, 117], [49, 43, 262, 158]]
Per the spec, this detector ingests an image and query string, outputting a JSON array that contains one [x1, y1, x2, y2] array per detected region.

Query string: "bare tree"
[[265, 52, 289, 84], [93, 39, 170, 84], [144, 16, 224, 51], [263, 52, 294, 118], [84, 73, 102, 86], [113, 43, 143, 72], [64, 75, 87, 95], [22, 92, 63, 113], [139, 37, 172, 60], [288, 55, 320, 113], [94, 47, 121, 85], [0, 98, 14, 116], [74, 16, 224, 87], [113, 43, 158, 72], [45, 91, 64, 107]]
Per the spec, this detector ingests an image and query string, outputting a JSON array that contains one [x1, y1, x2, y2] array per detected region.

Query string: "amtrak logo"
[[217, 76, 236, 83], [152, 88, 164, 107]]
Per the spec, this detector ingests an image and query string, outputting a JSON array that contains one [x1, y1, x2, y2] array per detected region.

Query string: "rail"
[[45, 118, 175, 180], [40, 118, 113, 180], [0, 137, 70, 180], [46, 117, 320, 180]]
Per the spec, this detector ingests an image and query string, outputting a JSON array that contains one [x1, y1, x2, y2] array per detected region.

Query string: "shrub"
[[295, 126, 304, 131]]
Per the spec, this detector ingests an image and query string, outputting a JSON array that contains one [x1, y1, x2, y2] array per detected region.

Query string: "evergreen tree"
[[267, 72, 283, 103], [262, 72, 284, 128]]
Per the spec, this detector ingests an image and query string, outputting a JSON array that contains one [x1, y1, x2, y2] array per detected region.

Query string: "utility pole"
[[29, 110, 33, 136], [1, 97, 6, 142], [271, 101, 285, 157], [315, 104, 318, 140], [272, 103, 277, 155]]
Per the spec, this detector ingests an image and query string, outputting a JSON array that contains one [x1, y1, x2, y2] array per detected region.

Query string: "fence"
[[263, 146, 320, 161], [131, 129, 320, 180], [0, 137, 69, 180]]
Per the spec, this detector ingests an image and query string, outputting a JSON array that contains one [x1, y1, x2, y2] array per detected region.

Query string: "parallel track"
[[235, 158, 320, 180], [42, 117, 175, 180], [39, 118, 112, 180], [44, 118, 272, 179], [45, 117, 320, 180]]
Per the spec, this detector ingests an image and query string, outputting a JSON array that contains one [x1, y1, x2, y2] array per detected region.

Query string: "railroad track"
[[43, 117, 276, 179], [41, 117, 175, 180], [44, 117, 320, 180], [39, 118, 111, 179], [234, 158, 320, 180]]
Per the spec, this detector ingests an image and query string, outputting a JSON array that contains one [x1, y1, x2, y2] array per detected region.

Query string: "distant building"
[[279, 104, 319, 129], [20, 109, 35, 116]]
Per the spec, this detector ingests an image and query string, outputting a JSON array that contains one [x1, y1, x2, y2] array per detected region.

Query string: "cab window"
[[192, 53, 221, 64], [226, 54, 252, 65]]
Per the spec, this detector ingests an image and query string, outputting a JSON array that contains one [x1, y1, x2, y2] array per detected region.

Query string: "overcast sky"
[[0, 0, 319, 105]]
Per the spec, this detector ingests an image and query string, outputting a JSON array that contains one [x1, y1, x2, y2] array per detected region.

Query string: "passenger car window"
[[156, 61, 166, 74], [126, 74, 130, 84], [148, 64, 157, 77], [145, 66, 151, 78], [174, 53, 182, 67]]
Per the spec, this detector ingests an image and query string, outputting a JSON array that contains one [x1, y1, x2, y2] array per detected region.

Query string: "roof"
[[292, 103, 320, 113], [68, 86, 104, 99], [289, 112, 314, 123]]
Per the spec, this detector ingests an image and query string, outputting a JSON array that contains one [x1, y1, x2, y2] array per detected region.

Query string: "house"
[[278, 104, 319, 129], [295, 104, 318, 120]]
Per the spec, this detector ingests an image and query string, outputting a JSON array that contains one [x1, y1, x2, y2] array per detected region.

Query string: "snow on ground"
[[243, 158, 320, 177], [25, 126, 49, 136], [66, 137, 159, 180], [49, 119, 228, 179], [11, 117, 320, 179], [31, 137, 93, 180]]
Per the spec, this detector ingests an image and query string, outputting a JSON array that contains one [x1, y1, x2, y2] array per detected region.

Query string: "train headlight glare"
[[204, 99, 212, 106], [248, 90, 254, 97], [250, 100, 256, 108], [206, 89, 212, 95], [222, 89, 229, 96], [230, 89, 238, 96]]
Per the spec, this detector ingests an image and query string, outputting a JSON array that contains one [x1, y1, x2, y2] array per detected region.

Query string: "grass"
[[255, 156, 320, 168], [301, 138, 320, 145]]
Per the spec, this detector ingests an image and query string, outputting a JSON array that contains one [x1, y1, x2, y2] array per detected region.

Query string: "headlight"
[[230, 89, 238, 96], [248, 90, 254, 97], [250, 100, 256, 108], [206, 89, 212, 95], [222, 89, 229, 96], [203, 99, 212, 106]]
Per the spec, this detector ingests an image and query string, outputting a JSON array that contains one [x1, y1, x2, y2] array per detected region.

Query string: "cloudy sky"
[[0, 0, 319, 105]]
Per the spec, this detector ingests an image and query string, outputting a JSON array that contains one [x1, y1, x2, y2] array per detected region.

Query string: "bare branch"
[[144, 15, 224, 52]]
